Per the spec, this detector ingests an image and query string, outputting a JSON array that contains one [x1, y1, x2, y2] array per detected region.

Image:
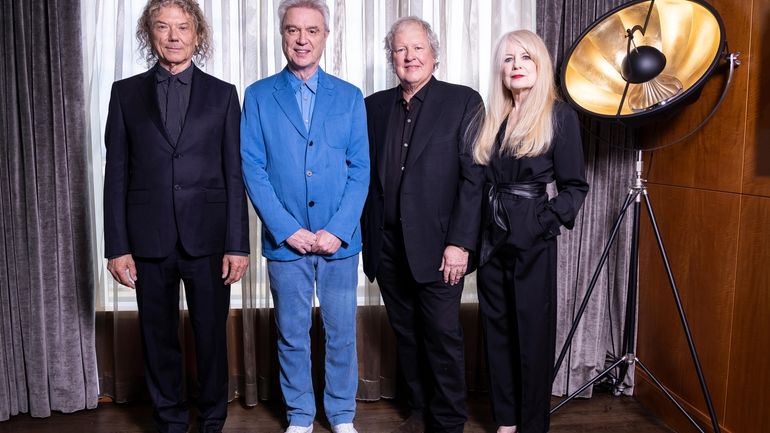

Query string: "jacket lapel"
[[308, 69, 333, 139], [140, 68, 175, 148], [376, 89, 398, 190], [405, 78, 445, 170], [273, 69, 308, 139], [175, 65, 205, 148]]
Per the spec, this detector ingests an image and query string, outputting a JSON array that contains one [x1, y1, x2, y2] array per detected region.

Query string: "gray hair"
[[277, 0, 330, 33], [383, 16, 440, 72], [136, 0, 212, 67]]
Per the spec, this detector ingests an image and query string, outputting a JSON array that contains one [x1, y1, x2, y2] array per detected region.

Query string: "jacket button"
[[306, 170, 313, 177], [308, 200, 315, 207], [309, 141, 314, 146], [173, 153, 182, 159], [174, 185, 181, 190]]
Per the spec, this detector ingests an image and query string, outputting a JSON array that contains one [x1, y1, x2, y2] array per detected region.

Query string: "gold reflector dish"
[[561, 0, 725, 121]]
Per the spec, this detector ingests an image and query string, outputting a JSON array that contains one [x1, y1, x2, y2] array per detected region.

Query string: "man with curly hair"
[[103, 1, 249, 432]]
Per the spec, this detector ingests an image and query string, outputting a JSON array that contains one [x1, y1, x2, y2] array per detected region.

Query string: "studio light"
[[551, 2, 740, 433], [561, 0, 728, 121]]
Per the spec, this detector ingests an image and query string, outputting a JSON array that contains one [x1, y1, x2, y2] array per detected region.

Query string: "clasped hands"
[[286, 228, 342, 255]]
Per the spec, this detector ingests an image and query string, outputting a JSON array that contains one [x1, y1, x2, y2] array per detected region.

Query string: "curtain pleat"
[[0, 0, 98, 422], [538, 0, 637, 398], [238, 217, 278, 406]]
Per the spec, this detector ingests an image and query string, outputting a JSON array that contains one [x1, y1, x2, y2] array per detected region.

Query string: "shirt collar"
[[398, 75, 435, 105], [155, 62, 194, 84], [287, 68, 319, 94]]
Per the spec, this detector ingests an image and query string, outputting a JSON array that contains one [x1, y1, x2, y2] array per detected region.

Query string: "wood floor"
[[0, 391, 675, 433]]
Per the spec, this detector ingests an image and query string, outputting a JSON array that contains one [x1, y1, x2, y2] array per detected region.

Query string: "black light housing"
[[621, 45, 666, 83]]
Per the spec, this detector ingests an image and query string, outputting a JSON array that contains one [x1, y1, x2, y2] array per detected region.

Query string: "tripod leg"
[[553, 189, 639, 383], [616, 195, 641, 390], [642, 192, 722, 433], [635, 358, 706, 433], [551, 354, 630, 414]]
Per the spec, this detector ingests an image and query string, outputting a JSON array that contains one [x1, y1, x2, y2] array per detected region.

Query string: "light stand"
[[552, 1, 741, 431], [552, 44, 740, 433], [550, 150, 720, 433]]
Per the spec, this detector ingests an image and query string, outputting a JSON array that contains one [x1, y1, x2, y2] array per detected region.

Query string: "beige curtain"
[[82, 0, 536, 405]]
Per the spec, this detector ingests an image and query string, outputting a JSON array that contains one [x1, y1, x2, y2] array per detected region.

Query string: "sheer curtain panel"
[[0, 0, 99, 422]]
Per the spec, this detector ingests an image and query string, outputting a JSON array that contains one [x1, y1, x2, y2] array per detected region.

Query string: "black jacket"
[[479, 102, 589, 265], [362, 77, 484, 283], [103, 65, 249, 258]]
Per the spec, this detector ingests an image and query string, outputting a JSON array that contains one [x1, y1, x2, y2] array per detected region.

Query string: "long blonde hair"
[[473, 30, 557, 164]]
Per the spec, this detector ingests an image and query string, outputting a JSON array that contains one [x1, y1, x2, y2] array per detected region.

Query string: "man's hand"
[[311, 229, 342, 255], [107, 254, 137, 289], [222, 254, 249, 285], [439, 245, 469, 286], [286, 228, 318, 254]]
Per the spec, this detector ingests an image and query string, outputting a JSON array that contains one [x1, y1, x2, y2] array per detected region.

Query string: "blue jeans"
[[267, 254, 359, 427]]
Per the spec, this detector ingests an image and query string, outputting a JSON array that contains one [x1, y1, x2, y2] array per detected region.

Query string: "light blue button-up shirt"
[[287, 70, 318, 132]]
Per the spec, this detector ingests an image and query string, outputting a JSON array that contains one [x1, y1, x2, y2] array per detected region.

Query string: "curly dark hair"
[[136, 0, 212, 67]]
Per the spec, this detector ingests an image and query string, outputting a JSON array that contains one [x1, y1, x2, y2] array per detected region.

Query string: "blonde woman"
[[473, 30, 589, 433]]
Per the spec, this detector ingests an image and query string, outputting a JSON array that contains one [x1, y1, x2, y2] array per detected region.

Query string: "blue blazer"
[[241, 67, 370, 261]]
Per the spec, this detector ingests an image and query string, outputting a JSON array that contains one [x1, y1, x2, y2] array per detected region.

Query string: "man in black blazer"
[[103, 2, 248, 432], [362, 16, 484, 433]]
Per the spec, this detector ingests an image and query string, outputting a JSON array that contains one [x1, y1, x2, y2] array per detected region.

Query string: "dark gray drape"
[[0, 0, 99, 421], [537, 1, 637, 397]]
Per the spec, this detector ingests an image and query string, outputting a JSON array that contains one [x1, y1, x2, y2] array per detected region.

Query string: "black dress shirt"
[[384, 79, 434, 227], [155, 63, 193, 144]]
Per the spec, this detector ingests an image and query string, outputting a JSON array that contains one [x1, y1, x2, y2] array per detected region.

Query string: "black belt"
[[488, 181, 547, 231]]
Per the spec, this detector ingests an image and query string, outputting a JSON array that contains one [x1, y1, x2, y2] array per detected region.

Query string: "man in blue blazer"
[[103, 2, 249, 432], [240, 1, 369, 433]]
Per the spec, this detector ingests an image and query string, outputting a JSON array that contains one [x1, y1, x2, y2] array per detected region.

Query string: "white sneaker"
[[332, 423, 358, 433], [285, 425, 313, 433]]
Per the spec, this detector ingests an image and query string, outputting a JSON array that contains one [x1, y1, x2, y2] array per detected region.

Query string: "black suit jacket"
[[103, 65, 249, 259], [362, 77, 484, 283]]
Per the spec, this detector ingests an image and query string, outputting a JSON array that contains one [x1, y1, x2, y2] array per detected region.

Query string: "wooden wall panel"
[[635, 375, 734, 433], [742, 0, 770, 196], [643, 0, 750, 194], [634, 1, 769, 432], [637, 185, 739, 430], [723, 196, 770, 433]]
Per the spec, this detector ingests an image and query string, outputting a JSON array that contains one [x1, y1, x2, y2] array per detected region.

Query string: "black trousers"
[[477, 239, 557, 433], [376, 228, 467, 433], [134, 244, 231, 433]]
